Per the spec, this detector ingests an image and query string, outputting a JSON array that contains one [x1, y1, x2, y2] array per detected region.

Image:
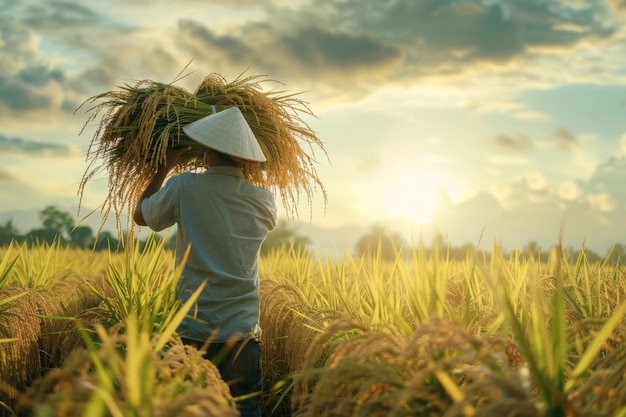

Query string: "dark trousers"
[[182, 338, 262, 417]]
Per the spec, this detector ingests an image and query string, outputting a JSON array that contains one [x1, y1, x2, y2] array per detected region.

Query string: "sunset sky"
[[3, 0, 626, 254]]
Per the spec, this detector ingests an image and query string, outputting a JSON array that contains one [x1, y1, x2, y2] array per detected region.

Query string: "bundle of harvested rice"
[[77, 71, 328, 234]]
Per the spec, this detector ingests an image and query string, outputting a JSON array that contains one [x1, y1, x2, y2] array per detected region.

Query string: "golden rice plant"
[[76, 69, 328, 234], [259, 248, 347, 416], [0, 241, 107, 373], [19, 318, 238, 417], [0, 242, 108, 415], [0, 285, 97, 413], [19, 254, 212, 417], [0, 287, 41, 406], [290, 317, 538, 417], [259, 240, 626, 416]]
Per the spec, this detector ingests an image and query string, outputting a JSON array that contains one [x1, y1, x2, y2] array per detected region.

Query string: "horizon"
[[0, 204, 622, 258]]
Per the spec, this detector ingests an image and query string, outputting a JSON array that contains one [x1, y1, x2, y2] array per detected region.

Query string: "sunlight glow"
[[382, 170, 454, 225]]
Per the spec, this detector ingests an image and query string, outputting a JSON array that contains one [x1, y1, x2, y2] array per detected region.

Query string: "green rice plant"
[[450, 249, 504, 336], [483, 244, 626, 416], [83, 233, 185, 335], [5, 239, 85, 290], [0, 243, 22, 321], [393, 237, 454, 326], [0, 242, 20, 292], [0, 287, 45, 410], [561, 245, 625, 321], [259, 247, 349, 416]]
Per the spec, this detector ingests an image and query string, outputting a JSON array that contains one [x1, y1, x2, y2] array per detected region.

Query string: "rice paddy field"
[[1, 237, 626, 417]]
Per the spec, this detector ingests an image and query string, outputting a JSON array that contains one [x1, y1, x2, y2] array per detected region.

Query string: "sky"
[[3, 0, 626, 255]]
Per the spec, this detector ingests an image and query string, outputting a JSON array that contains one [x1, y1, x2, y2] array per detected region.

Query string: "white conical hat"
[[182, 106, 266, 162]]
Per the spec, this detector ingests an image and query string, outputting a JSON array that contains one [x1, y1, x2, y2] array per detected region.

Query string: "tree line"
[[354, 224, 623, 264], [0, 206, 126, 251], [0, 206, 311, 254]]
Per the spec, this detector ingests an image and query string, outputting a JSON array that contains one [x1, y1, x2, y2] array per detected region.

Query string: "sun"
[[381, 170, 453, 225]]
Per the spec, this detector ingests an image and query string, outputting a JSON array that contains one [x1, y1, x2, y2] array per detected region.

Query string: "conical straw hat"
[[182, 106, 266, 162]]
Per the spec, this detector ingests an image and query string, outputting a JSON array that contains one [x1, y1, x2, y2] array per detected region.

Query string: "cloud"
[[489, 134, 534, 150], [581, 156, 626, 203], [0, 135, 72, 156], [554, 128, 579, 151], [176, 20, 255, 65], [0, 168, 16, 182], [281, 26, 404, 72], [21, 1, 105, 29], [558, 181, 584, 202], [168, 0, 623, 97], [176, 19, 404, 88], [324, 0, 618, 80], [587, 192, 618, 212], [606, 0, 626, 16], [428, 165, 625, 252], [0, 17, 80, 125], [2, 0, 622, 112]]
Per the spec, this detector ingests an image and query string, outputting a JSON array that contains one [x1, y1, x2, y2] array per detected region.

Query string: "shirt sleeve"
[[141, 176, 180, 232]]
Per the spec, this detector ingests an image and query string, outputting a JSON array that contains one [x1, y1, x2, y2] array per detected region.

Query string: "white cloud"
[[559, 181, 584, 201], [523, 170, 550, 191], [587, 192, 618, 212]]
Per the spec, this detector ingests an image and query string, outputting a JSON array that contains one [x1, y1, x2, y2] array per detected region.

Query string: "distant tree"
[[355, 224, 406, 261], [94, 231, 120, 252], [0, 219, 19, 246], [25, 227, 62, 245], [523, 241, 541, 258], [449, 243, 476, 260], [22, 206, 74, 245], [70, 225, 95, 249], [261, 220, 311, 255], [39, 206, 75, 242]]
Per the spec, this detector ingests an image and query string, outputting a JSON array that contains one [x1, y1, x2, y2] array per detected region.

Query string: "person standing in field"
[[133, 106, 277, 417]]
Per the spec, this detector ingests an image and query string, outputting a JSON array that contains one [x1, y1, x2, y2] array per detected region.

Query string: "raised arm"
[[133, 146, 191, 226]]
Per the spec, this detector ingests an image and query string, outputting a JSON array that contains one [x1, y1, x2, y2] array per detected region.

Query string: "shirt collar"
[[206, 165, 245, 178]]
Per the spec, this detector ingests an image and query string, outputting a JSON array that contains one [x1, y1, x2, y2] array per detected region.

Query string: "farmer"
[[133, 106, 277, 417]]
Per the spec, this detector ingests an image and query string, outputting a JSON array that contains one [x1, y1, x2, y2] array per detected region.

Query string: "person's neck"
[[206, 152, 240, 168], [209, 161, 240, 168]]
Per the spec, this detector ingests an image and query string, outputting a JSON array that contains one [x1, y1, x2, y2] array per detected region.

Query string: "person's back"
[[144, 167, 276, 342], [133, 107, 276, 417]]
